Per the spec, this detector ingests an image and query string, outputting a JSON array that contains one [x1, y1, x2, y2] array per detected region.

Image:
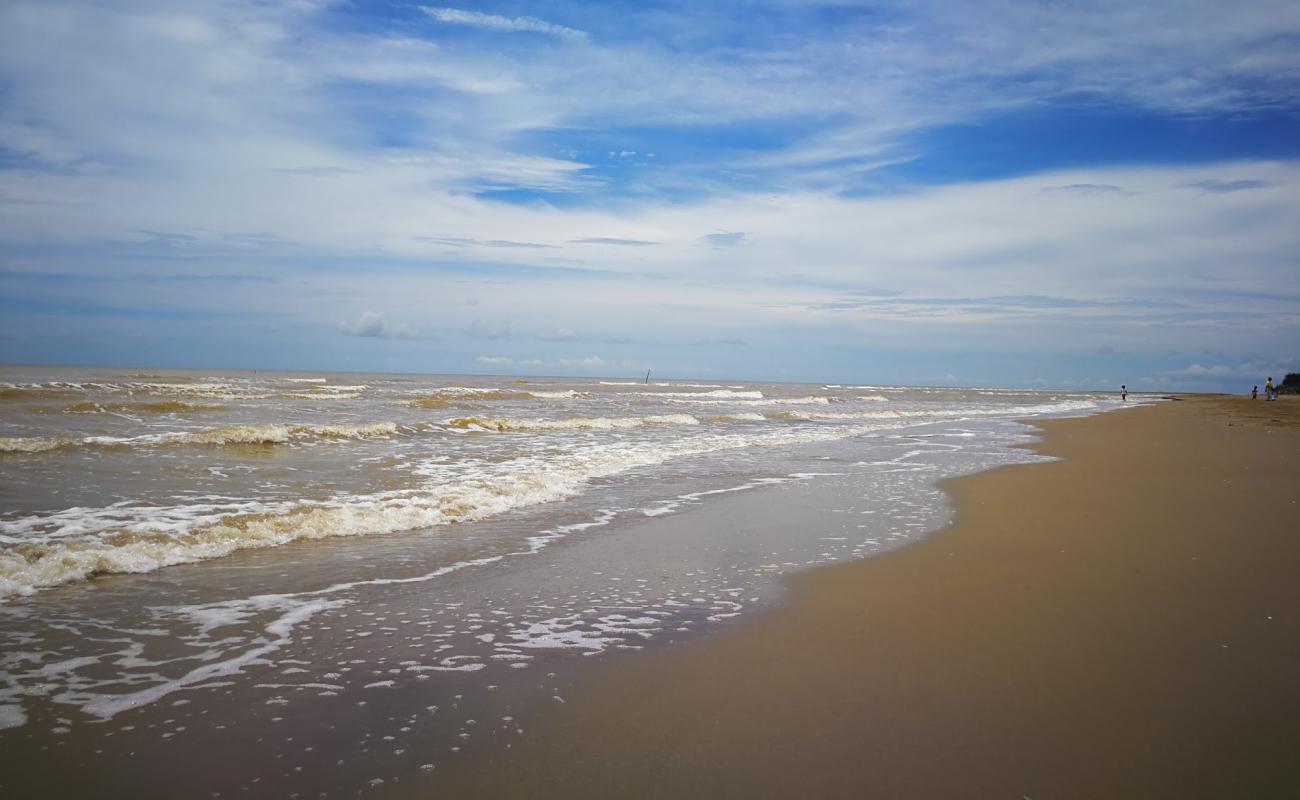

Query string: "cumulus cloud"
[[1164, 360, 1283, 380], [340, 311, 410, 338]]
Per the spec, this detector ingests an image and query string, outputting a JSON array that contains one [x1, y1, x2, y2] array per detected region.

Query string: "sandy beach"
[[425, 395, 1300, 799]]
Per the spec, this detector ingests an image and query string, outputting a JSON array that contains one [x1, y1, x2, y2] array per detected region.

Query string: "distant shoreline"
[[1, 361, 1203, 395]]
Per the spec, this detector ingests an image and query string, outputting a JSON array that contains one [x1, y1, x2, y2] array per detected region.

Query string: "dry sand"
[[429, 396, 1300, 799]]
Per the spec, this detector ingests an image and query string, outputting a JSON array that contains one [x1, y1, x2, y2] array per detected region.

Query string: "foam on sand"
[[0, 703, 27, 730]]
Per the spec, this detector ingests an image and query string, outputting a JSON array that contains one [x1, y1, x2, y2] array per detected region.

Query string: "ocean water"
[[0, 365, 1133, 795]]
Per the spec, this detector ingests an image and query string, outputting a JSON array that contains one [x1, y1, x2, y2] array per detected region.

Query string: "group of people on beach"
[[1252, 377, 1278, 401]]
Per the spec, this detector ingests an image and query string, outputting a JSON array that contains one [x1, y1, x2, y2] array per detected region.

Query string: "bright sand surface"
[[425, 395, 1300, 799]]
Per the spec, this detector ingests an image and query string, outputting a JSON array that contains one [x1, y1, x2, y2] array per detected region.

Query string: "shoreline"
[[0, 395, 1048, 799], [423, 395, 1300, 798]]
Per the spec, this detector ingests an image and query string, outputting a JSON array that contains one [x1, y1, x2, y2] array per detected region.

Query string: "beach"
[[0, 369, 1114, 798], [2, 382, 1296, 799], [426, 395, 1300, 799]]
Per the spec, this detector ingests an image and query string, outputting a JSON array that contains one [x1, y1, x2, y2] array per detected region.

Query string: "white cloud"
[[341, 311, 410, 338], [2, 1, 1298, 388], [421, 7, 587, 41], [1146, 358, 1300, 393], [473, 354, 632, 373]]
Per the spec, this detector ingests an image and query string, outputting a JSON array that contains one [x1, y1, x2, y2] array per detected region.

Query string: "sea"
[[0, 365, 1134, 797]]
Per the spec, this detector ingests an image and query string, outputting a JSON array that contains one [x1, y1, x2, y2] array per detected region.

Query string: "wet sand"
[[428, 395, 1300, 799]]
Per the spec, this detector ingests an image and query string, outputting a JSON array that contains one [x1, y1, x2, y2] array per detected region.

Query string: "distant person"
[[1265, 376, 1274, 401], [1252, 386, 1258, 400], [1121, 384, 1128, 401]]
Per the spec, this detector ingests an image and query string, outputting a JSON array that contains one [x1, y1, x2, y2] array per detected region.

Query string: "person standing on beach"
[[1265, 377, 1274, 400], [1121, 385, 1128, 401], [1252, 386, 1259, 400]]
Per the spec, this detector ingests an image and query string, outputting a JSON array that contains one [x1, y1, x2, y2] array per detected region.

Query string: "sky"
[[1, 0, 1298, 391]]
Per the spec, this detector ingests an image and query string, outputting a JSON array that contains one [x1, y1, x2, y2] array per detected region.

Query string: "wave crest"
[[706, 413, 767, 422], [446, 414, 700, 432], [65, 401, 226, 414], [1, 422, 400, 453], [0, 436, 71, 453]]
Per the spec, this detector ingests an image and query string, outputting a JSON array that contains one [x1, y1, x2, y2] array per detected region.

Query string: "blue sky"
[[1, 0, 1297, 391]]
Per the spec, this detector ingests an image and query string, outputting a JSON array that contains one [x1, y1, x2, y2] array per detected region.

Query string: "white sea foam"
[[625, 389, 763, 399], [444, 414, 699, 432], [777, 409, 902, 421], [127, 382, 271, 400], [0, 436, 71, 453], [0, 416, 913, 598], [0, 374, 1117, 600], [780, 398, 1102, 422], [600, 382, 727, 389], [0, 703, 27, 729], [2, 422, 399, 453], [76, 596, 347, 719], [658, 395, 830, 406]]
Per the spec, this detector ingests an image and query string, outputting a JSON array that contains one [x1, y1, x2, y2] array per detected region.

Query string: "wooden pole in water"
[[644, 369, 651, 384]]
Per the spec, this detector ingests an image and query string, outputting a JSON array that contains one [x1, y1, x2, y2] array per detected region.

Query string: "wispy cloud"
[[421, 7, 588, 41], [415, 236, 555, 249], [1042, 184, 1129, 195], [474, 354, 630, 373], [1184, 179, 1269, 194], [702, 232, 748, 248], [569, 238, 659, 247]]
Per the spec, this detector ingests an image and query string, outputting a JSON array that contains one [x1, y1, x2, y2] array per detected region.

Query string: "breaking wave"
[[402, 396, 457, 410], [658, 395, 831, 406], [126, 382, 273, 400], [775, 409, 903, 421], [0, 417, 910, 598], [403, 388, 579, 407], [705, 413, 767, 423], [0, 422, 399, 452], [625, 390, 763, 399], [64, 401, 225, 414], [0, 437, 69, 453]]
